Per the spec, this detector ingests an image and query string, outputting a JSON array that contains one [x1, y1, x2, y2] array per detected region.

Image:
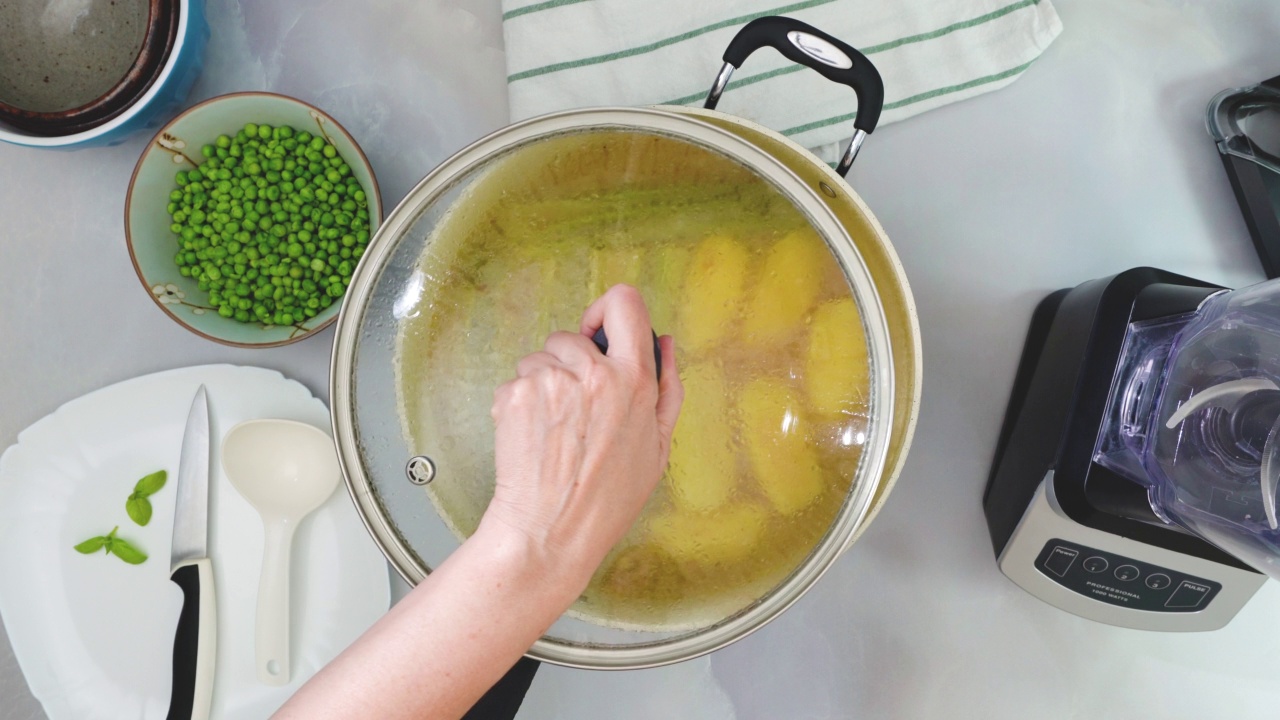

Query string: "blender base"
[[984, 268, 1266, 630]]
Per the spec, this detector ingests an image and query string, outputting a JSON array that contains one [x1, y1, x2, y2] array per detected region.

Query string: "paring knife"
[[167, 386, 216, 720]]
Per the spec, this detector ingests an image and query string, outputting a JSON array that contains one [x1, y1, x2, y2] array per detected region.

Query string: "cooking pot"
[[330, 16, 921, 670]]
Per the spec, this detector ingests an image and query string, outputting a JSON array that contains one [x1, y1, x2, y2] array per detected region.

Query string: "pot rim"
[[329, 106, 896, 669]]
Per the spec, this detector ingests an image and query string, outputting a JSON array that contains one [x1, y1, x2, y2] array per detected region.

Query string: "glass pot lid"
[[330, 108, 895, 668]]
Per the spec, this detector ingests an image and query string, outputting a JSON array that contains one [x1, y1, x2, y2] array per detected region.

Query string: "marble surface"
[[3, 0, 1280, 718]]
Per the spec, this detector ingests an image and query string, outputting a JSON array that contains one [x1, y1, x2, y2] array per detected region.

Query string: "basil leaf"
[[126, 495, 153, 527], [109, 538, 148, 565], [73, 536, 106, 554], [134, 470, 167, 497]]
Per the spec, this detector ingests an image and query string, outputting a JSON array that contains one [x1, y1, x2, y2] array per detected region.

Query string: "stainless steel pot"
[[330, 16, 921, 670]]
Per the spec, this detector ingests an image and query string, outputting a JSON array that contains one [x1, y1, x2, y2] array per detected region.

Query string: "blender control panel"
[[1034, 539, 1222, 613]]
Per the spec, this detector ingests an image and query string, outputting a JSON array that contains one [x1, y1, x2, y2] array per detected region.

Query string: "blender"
[[983, 75, 1280, 630]]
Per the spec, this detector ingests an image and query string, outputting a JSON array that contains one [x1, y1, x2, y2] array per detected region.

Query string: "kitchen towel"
[[501, 0, 1062, 163]]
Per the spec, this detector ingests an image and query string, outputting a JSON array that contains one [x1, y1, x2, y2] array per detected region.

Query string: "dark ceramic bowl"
[[0, 0, 208, 149], [0, 0, 174, 135]]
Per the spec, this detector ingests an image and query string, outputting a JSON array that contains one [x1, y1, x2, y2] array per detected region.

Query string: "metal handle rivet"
[[819, 182, 837, 198], [406, 456, 436, 485]]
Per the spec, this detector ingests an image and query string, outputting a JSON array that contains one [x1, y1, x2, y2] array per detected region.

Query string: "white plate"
[[0, 365, 390, 719]]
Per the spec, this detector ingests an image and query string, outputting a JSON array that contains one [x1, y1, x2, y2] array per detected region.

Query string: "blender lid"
[[329, 108, 896, 668], [1208, 76, 1280, 175], [1207, 76, 1280, 278]]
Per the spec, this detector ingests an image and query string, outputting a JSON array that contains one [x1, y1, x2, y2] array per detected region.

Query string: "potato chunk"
[[739, 378, 825, 514], [744, 229, 827, 344], [600, 543, 686, 603], [805, 298, 869, 417], [666, 362, 738, 512], [648, 503, 768, 565], [680, 234, 749, 352]]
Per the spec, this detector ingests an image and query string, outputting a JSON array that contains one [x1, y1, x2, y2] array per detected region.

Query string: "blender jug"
[[1097, 277, 1280, 578]]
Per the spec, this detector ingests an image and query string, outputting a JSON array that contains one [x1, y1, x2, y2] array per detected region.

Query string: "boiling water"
[[394, 130, 871, 629]]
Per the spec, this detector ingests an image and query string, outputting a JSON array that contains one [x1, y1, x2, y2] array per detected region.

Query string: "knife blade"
[[167, 386, 216, 720]]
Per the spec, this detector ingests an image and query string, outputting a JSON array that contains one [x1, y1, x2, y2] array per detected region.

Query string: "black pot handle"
[[591, 327, 663, 381], [704, 16, 884, 177]]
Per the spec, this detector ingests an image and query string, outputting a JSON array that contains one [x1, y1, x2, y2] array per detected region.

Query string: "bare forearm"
[[278, 287, 680, 717], [275, 519, 586, 719]]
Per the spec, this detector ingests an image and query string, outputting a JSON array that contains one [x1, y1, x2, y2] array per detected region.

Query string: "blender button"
[[1145, 573, 1172, 590], [1083, 556, 1109, 573], [1114, 565, 1140, 582]]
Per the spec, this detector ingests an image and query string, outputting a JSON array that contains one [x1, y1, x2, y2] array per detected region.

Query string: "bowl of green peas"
[[125, 91, 381, 346]]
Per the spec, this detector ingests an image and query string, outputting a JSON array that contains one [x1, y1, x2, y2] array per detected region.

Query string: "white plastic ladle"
[[222, 419, 341, 686]]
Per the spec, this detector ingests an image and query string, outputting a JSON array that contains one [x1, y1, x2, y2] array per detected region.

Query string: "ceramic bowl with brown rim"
[[126, 92, 382, 347]]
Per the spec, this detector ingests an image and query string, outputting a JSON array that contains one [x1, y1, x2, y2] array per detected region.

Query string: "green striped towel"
[[502, 0, 1062, 163]]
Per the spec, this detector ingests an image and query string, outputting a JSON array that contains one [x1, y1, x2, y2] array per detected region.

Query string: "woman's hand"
[[277, 285, 682, 720], [481, 284, 683, 588]]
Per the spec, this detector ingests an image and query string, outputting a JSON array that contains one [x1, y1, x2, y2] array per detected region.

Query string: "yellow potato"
[[665, 362, 737, 512], [739, 378, 825, 514], [744, 229, 828, 344], [648, 503, 768, 565], [805, 298, 869, 417], [599, 543, 685, 603], [680, 234, 750, 352]]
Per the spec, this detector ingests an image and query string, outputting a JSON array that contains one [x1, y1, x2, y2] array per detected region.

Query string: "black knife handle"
[[168, 558, 216, 720]]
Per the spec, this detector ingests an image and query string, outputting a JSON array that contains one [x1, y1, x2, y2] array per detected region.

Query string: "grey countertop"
[[4, 0, 1280, 718]]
